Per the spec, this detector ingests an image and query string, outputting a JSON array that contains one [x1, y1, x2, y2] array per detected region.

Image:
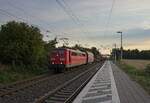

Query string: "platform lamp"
[[117, 31, 123, 61]]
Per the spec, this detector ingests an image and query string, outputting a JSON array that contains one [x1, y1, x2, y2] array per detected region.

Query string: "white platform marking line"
[[109, 61, 120, 103], [82, 94, 112, 100], [73, 62, 107, 103], [86, 89, 111, 94], [90, 85, 108, 89]]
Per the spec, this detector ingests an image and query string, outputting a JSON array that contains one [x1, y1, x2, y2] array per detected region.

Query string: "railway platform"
[[73, 61, 150, 103]]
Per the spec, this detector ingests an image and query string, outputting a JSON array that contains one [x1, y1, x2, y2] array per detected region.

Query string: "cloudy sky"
[[0, 0, 150, 54]]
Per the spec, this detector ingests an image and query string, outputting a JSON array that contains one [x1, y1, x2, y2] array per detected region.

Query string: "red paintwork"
[[87, 52, 94, 63], [50, 48, 67, 64], [50, 48, 94, 70], [67, 49, 87, 66]]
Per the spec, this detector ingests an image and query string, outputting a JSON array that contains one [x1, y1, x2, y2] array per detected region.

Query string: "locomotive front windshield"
[[51, 49, 65, 57], [58, 50, 64, 57]]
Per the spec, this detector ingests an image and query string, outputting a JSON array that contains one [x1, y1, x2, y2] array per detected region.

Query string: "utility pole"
[[117, 31, 123, 61], [114, 43, 117, 62]]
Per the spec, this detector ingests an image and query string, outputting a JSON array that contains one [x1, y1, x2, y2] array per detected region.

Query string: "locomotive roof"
[[54, 48, 86, 54]]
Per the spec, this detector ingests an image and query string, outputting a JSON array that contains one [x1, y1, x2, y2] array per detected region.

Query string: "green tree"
[[91, 47, 99, 57], [44, 37, 58, 52], [0, 21, 45, 65]]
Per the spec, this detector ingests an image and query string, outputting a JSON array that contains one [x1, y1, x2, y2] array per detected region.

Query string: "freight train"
[[49, 48, 94, 72]]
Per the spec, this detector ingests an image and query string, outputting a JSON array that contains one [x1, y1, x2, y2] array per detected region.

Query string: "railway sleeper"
[[57, 91, 72, 95], [0, 89, 8, 92], [2, 87, 12, 90], [61, 87, 72, 91], [54, 93, 70, 98], [45, 99, 63, 103], [59, 90, 73, 94], [48, 96, 67, 101]]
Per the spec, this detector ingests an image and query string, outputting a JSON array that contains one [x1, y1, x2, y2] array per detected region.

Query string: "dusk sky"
[[0, 0, 150, 54]]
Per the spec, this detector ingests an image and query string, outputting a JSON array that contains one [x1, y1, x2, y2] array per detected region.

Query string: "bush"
[[118, 62, 150, 94], [0, 64, 48, 84], [0, 21, 45, 65]]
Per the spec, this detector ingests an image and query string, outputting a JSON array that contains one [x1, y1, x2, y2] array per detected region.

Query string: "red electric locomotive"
[[49, 48, 94, 72], [86, 51, 94, 63]]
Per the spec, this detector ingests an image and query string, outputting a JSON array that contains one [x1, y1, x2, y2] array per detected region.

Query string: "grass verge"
[[0, 64, 48, 85], [117, 61, 150, 94]]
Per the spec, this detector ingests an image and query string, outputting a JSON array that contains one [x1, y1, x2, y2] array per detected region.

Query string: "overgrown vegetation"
[[0, 64, 47, 84], [145, 64, 150, 76], [0, 21, 45, 65], [0, 21, 57, 84], [117, 61, 150, 94]]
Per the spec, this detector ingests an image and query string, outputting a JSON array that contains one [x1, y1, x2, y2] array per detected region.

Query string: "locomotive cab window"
[[82, 54, 86, 57], [71, 52, 77, 56], [58, 50, 64, 57]]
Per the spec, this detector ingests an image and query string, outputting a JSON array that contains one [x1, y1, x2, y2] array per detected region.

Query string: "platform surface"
[[73, 61, 120, 103], [73, 61, 150, 103]]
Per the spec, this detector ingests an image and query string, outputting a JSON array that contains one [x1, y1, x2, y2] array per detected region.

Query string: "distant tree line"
[[111, 48, 150, 60]]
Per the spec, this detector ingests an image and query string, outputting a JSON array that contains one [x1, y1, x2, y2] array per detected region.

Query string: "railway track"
[[34, 63, 102, 103], [0, 73, 51, 97], [0, 63, 100, 103]]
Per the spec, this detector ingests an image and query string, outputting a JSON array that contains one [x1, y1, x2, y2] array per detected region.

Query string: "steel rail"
[[33, 63, 101, 103]]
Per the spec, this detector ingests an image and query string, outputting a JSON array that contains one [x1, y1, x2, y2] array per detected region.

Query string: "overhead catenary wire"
[[62, 0, 83, 26], [3, 0, 55, 33], [0, 0, 116, 47], [2, 0, 88, 42], [6, 0, 75, 39], [55, 0, 88, 35], [102, 0, 116, 53], [62, 0, 90, 35], [105, 0, 116, 33], [56, 0, 91, 47], [0, 8, 27, 22], [0, 8, 52, 33], [56, 0, 78, 25]]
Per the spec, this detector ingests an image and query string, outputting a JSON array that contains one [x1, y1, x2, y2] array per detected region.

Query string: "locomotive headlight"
[[60, 62, 63, 64]]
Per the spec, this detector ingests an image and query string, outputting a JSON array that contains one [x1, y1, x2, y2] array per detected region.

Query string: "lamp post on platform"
[[117, 31, 123, 60]]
